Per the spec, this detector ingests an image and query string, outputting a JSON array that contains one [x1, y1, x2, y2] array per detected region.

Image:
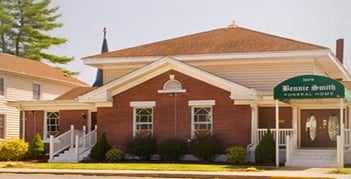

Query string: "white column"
[[292, 106, 298, 148], [340, 98, 344, 167], [275, 100, 280, 167], [22, 111, 26, 140], [250, 102, 258, 144], [87, 110, 92, 133], [49, 135, 54, 161]]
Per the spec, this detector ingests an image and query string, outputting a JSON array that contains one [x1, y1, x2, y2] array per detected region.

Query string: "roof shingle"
[[84, 27, 326, 59], [55, 87, 97, 100], [0, 53, 87, 86]]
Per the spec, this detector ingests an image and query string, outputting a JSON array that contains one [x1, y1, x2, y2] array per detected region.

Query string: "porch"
[[255, 128, 351, 167]]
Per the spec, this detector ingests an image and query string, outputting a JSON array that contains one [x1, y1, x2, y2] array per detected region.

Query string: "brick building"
[[10, 23, 351, 167]]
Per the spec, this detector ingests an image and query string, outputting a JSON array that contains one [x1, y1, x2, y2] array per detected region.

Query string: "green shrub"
[[226, 146, 247, 164], [127, 136, 156, 160], [188, 135, 222, 161], [158, 138, 187, 161], [105, 148, 124, 162], [90, 132, 111, 161], [255, 129, 275, 164], [26, 133, 45, 159], [0, 139, 28, 161]]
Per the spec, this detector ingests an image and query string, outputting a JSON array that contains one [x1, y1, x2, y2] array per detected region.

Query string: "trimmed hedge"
[[127, 136, 156, 160], [158, 138, 187, 161], [188, 135, 222, 161], [226, 146, 246, 164], [105, 148, 124, 162], [0, 139, 28, 161]]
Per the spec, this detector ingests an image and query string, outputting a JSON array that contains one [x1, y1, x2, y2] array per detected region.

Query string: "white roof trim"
[[83, 49, 330, 65], [8, 100, 102, 111], [79, 57, 257, 102]]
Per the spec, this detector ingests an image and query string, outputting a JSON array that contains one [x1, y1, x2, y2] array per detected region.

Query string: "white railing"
[[257, 128, 294, 146], [74, 125, 98, 161], [344, 128, 351, 148], [49, 125, 75, 160], [49, 125, 90, 161], [285, 130, 297, 166]]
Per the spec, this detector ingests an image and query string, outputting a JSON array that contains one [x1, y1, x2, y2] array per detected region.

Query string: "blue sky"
[[50, 0, 351, 85]]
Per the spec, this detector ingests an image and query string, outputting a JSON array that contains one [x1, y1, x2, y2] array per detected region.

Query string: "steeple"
[[92, 27, 109, 87]]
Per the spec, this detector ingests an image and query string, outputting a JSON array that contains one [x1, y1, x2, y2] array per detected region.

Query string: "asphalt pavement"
[[0, 167, 350, 179]]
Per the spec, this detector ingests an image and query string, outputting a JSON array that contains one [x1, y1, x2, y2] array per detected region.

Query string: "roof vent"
[[227, 20, 239, 28]]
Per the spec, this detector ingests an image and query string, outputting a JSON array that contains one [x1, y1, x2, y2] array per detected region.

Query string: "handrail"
[[257, 128, 293, 146], [49, 125, 88, 161], [75, 125, 98, 161], [49, 125, 75, 161]]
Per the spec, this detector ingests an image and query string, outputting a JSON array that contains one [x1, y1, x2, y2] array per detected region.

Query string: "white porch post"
[[292, 106, 298, 147], [250, 102, 258, 144], [87, 110, 92, 133], [22, 110, 26, 140], [275, 100, 280, 167], [340, 98, 345, 167]]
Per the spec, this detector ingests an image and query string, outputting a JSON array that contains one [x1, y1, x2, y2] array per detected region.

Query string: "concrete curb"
[[0, 168, 349, 179]]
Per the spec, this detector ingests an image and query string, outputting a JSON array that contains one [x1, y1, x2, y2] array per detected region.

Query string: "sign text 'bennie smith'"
[[274, 75, 345, 100]]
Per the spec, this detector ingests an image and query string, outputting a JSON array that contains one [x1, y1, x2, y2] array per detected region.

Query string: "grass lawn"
[[0, 162, 269, 172]]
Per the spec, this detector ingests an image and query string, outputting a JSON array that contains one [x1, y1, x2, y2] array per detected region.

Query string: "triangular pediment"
[[79, 57, 257, 102]]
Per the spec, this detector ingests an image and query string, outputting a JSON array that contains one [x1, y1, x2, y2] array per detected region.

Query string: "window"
[[130, 101, 155, 138], [158, 75, 186, 93], [134, 108, 153, 137], [46, 112, 59, 137], [0, 115, 4, 139], [33, 83, 41, 100], [0, 78, 4, 96], [189, 100, 215, 138]]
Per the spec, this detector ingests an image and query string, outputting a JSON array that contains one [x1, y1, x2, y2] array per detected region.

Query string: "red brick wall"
[[258, 107, 292, 128], [98, 70, 252, 150], [59, 110, 88, 132]]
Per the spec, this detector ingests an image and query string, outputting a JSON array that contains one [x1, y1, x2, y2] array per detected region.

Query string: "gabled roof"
[[79, 57, 257, 102], [84, 26, 326, 59], [56, 87, 97, 100], [0, 53, 87, 86]]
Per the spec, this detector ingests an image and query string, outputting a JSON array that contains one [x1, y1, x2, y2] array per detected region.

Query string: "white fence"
[[257, 128, 294, 146]]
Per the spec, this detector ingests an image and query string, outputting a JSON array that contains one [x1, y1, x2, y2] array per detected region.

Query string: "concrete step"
[[50, 147, 92, 163], [286, 149, 337, 167]]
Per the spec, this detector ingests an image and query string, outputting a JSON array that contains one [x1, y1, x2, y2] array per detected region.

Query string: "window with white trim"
[[189, 100, 215, 138], [0, 78, 4, 96], [130, 101, 155, 138], [0, 114, 5, 139], [46, 112, 59, 137], [33, 83, 41, 100]]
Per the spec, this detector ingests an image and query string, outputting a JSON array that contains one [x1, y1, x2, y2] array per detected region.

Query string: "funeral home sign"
[[274, 75, 346, 100]]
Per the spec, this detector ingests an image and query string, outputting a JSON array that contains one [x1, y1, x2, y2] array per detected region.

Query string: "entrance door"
[[300, 109, 340, 147]]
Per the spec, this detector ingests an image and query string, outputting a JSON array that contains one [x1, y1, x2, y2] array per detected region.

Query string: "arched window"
[[163, 79, 182, 91], [158, 75, 186, 94]]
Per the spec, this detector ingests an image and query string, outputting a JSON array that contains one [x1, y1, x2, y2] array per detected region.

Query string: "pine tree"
[[27, 133, 45, 159], [0, 0, 73, 65]]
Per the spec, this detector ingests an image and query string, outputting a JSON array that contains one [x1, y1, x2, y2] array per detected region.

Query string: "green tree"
[[27, 133, 45, 159], [0, 0, 73, 67], [90, 132, 111, 161]]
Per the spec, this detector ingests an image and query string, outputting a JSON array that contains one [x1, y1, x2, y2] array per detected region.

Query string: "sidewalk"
[[0, 167, 350, 179]]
